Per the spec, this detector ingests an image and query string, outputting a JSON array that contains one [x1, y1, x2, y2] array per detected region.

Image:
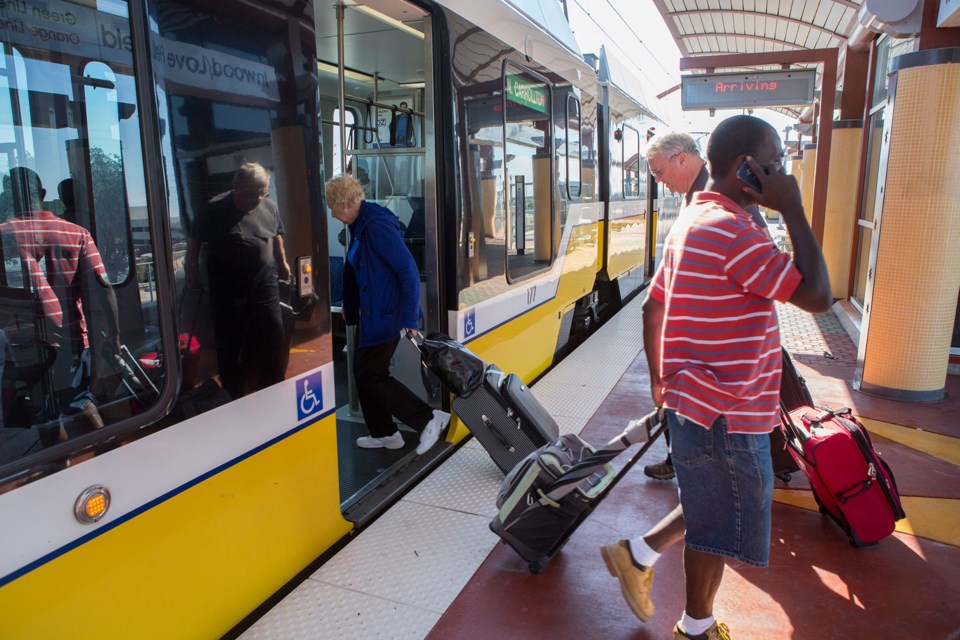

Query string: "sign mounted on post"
[[681, 70, 817, 110]]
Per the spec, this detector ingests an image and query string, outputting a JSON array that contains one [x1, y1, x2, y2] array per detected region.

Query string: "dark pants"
[[211, 297, 286, 399], [354, 333, 432, 437]]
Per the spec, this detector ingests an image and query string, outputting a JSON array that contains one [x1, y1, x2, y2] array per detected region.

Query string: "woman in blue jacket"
[[325, 174, 449, 454]]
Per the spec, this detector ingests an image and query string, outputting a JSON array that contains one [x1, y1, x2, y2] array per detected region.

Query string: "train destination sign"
[[681, 69, 817, 110]]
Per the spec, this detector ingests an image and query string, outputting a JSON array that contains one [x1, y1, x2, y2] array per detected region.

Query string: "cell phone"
[[737, 161, 762, 193]]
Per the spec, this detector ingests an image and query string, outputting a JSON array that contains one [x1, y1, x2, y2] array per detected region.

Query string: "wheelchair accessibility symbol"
[[464, 308, 476, 339], [296, 370, 324, 421]]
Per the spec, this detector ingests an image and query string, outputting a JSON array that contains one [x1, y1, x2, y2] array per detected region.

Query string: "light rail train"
[[0, 0, 677, 637]]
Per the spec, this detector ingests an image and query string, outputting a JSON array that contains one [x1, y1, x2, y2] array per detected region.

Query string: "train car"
[[0, 1, 664, 637]]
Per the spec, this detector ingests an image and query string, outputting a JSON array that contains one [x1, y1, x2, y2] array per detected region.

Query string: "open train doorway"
[[314, 0, 445, 524]]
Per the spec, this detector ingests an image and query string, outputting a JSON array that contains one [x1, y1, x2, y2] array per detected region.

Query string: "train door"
[[314, 0, 445, 521]]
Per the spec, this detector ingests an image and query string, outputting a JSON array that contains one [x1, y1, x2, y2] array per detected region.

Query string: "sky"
[[566, 0, 796, 142]]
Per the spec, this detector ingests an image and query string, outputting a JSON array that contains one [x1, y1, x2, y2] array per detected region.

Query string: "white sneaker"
[[416, 410, 451, 455], [356, 431, 404, 449]]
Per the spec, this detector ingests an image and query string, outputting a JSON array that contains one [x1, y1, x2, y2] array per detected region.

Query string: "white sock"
[[627, 536, 661, 568], [678, 612, 715, 637]]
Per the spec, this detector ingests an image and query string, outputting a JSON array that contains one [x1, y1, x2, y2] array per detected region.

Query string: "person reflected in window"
[[0, 174, 14, 222], [389, 101, 416, 147], [324, 174, 448, 455], [186, 162, 291, 399], [57, 178, 77, 221], [0, 167, 119, 440]]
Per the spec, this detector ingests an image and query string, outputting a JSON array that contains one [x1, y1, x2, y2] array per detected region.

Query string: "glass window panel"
[[566, 94, 581, 199], [0, 0, 164, 468], [503, 63, 553, 283], [852, 112, 885, 308], [622, 124, 641, 199]]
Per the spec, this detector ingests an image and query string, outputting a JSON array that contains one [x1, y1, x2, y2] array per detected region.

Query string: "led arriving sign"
[[681, 70, 817, 110]]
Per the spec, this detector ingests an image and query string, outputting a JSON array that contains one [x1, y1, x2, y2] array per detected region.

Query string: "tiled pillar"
[[800, 143, 817, 226], [821, 121, 863, 299], [855, 48, 960, 401]]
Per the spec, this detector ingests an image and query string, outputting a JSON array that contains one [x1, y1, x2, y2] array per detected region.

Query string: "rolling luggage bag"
[[490, 409, 664, 573], [411, 331, 559, 473], [451, 365, 560, 473], [782, 405, 905, 547]]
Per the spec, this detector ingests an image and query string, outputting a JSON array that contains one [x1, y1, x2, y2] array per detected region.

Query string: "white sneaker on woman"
[[356, 431, 404, 449], [416, 410, 451, 455]]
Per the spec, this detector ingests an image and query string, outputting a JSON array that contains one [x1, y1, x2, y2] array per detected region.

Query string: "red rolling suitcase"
[[781, 406, 906, 547]]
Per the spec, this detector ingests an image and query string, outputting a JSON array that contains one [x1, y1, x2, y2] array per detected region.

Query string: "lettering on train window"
[[622, 124, 641, 199], [502, 60, 554, 284], [565, 95, 582, 199]]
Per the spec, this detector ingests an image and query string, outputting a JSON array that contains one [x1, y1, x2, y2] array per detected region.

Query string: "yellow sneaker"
[[674, 621, 732, 640], [600, 540, 655, 622]]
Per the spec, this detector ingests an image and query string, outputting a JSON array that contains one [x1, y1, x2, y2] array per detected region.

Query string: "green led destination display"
[[506, 74, 548, 113], [681, 70, 817, 110]]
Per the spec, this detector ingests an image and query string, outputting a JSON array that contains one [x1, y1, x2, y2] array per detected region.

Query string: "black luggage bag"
[[451, 365, 560, 473], [490, 409, 664, 573], [771, 347, 814, 480]]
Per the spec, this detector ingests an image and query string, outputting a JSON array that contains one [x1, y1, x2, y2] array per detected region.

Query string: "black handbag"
[[418, 332, 485, 398]]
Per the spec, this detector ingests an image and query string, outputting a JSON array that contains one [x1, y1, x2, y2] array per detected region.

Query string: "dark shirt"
[[196, 193, 284, 304], [686, 163, 709, 206]]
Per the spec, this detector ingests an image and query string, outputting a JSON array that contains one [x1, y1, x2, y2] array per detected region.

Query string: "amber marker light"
[[75, 486, 111, 524]]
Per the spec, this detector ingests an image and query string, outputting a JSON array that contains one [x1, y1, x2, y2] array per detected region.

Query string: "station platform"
[[238, 294, 960, 640]]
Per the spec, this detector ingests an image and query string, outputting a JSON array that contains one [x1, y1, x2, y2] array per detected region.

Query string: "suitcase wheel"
[[812, 492, 829, 516], [528, 562, 544, 575]]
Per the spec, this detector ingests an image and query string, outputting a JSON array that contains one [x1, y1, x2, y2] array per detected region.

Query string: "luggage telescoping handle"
[[542, 408, 663, 504], [779, 400, 811, 444]]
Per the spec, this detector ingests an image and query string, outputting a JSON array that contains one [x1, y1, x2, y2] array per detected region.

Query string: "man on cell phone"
[[601, 116, 830, 639]]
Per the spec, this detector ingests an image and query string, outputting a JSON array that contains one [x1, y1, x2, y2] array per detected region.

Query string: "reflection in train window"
[[83, 61, 133, 284], [0, 1, 164, 468], [149, 0, 327, 415], [503, 61, 554, 283], [622, 124, 641, 199], [565, 94, 582, 199]]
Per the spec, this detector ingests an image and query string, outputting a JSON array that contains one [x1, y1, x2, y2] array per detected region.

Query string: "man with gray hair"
[[186, 162, 291, 399], [642, 131, 708, 481], [646, 131, 708, 209]]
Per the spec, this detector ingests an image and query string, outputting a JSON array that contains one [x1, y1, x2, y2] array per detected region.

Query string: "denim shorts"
[[669, 410, 773, 567]]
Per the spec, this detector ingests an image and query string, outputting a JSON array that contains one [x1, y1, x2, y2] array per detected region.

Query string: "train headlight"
[[75, 486, 111, 524]]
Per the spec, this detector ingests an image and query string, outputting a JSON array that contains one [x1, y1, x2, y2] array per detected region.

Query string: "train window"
[[565, 95, 582, 199], [148, 0, 326, 413], [333, 107, 357, 173], [622, 124, 641, 199], [0, 1, 166, 470], [83, 62, 133, 284], [503, 61, 554, 283]]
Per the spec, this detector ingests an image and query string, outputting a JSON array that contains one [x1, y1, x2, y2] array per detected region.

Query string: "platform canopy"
[[652, 0, 864, 116]]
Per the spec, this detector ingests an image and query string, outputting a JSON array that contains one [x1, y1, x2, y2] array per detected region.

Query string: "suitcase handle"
[[780, 401, 811, 444], [542, 408, 662, 503], [482, 414, 515, 453], [403, 329, 423, 349]]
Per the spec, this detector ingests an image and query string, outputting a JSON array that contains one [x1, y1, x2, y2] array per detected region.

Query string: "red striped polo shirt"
[[650, 192, 802, 434], [0, 211, 107, 350]]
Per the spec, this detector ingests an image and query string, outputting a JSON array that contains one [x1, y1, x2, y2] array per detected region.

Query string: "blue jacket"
[[342, 200, 420, 347]]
